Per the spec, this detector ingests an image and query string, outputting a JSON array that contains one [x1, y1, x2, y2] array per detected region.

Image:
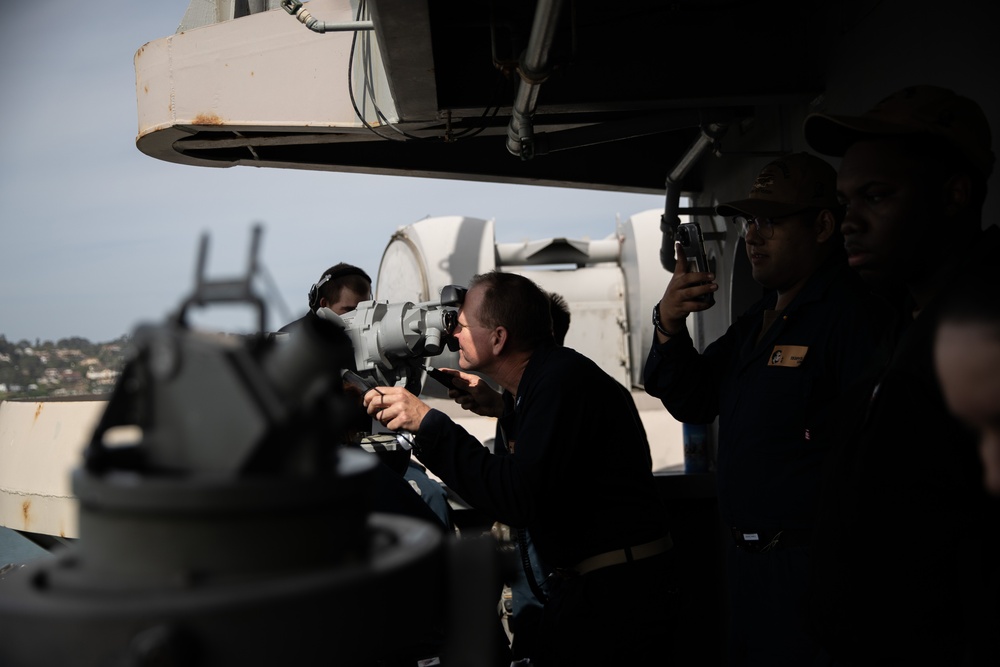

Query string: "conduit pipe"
[[660, 122, 729, 272], [505, 0, 565, 159], [281, 0, 374, 33]]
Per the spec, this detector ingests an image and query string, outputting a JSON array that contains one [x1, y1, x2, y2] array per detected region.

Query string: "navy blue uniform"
[[414, 343, 675, 665], [644, 255, 888, 665], [808, 227, 1000, 666], [644, 256, 885, 532]]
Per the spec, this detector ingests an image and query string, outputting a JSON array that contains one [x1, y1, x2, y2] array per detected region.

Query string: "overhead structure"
[[134, 0, 834, 194]]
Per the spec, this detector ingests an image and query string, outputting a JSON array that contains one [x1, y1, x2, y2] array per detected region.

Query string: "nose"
[[743, 224, 763, 244], [840, 205, 863, 237]]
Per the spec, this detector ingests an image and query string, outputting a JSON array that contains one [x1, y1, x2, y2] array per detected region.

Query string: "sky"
[[0, 2, 664, 345]]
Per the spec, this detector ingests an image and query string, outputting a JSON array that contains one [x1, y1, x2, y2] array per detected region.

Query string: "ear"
[[814, 209, 836, 244], [943, 173, 972, 216], [491, 326, 509, 356]]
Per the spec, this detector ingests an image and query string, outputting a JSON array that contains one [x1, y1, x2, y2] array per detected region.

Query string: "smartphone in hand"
[[425, 367, 469, 395], [676, 221, 715, 306]]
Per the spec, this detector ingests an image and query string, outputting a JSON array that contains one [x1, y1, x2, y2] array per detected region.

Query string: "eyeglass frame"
[[732, 207, 820, 239], [451, 317, 492, 336]]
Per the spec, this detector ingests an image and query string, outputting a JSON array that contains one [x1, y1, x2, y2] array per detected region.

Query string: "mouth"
[[748, 250, 767, 264], [844, 242, 872, 268], [846, 253, 874, 269]]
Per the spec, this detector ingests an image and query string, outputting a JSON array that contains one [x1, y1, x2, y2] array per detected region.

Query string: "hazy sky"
[[0, 2, 664, 344]]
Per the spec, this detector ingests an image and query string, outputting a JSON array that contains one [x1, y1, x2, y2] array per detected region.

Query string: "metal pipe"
[[506, 0, 565, 159], [281, 0, 374, 33], [659, 123, 728, 272], [302, 20, 374, 33]]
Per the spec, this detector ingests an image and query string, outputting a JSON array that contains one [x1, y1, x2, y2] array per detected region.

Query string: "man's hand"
[[436, 368, 504, 418], [363, 386, 431, 432], [657, 241, 718, 336]]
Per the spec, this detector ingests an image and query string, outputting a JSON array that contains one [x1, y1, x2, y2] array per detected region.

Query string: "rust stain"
[[33, 402, 44, 424], [193, 113, 224, 125], [22, 499, 31, 528]]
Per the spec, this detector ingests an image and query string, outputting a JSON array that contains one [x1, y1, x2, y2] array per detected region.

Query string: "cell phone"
[[425, 367, 468, 394], [676, 221, 715, 305], [342, 369, 377, 393]]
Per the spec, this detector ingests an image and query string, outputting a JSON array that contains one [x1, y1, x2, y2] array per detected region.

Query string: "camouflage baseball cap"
[[803, 85, 995, 177], [715, 152, 840, 219]]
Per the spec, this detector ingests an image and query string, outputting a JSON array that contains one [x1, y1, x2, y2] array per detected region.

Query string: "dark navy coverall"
[[644, 254, 888, 665], [809, 226, 1000, 667], [415, 343, 675, 666]]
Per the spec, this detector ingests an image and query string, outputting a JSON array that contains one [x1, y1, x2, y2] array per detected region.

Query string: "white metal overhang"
[[134, 0, 833, 193]]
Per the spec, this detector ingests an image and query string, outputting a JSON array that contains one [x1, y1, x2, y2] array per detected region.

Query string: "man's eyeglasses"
[[733, 215, 779, 239], [452, 319, 477, 335], [733, 208, 818, 239], [452, 318, 491, 335]]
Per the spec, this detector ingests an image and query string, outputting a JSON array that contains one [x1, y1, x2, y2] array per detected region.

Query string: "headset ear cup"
[[308, 283, 319, 310], [308, 267, 371, 312]]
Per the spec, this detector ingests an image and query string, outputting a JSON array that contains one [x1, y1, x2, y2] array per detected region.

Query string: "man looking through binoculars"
[[364, 270, 677, 667]]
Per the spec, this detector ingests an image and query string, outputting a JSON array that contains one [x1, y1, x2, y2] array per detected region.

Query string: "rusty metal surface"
[[0, 398, 106, 538]]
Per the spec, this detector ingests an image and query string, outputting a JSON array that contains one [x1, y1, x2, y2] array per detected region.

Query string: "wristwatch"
[[652, 303, 678, 337]]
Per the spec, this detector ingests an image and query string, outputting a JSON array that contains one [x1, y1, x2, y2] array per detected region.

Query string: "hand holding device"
[[426, 366, 505, 418], [424, 366, 467, 394], [676, 221, 716, 306]]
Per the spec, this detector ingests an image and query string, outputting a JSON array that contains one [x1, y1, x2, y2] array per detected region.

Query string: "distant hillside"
[[0, 334, 129, 399]]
